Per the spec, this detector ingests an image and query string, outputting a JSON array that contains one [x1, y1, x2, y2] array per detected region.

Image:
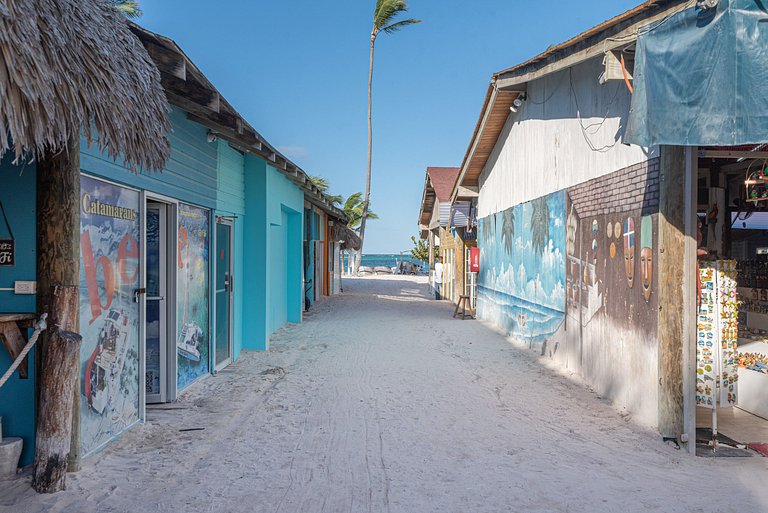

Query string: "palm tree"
[[530, 197, 550, 255], [343, 192, 379, 230], [309, 175, 343, 205], [111, 0, 142, 18], [501, 209, 515, 255], [356, 0, 421, 272]]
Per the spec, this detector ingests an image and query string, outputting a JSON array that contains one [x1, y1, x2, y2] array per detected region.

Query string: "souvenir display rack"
[[698, 261, 739, 449]]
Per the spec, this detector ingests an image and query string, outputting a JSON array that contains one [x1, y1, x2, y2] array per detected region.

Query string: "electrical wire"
[[569, 68, 623, 153]]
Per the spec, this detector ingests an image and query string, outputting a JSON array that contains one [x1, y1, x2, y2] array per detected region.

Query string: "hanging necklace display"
[[0, 198, 15, 267]]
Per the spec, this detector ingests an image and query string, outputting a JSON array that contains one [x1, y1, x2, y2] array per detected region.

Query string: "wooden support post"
[[428, 232, 435, 270], [658, 146, 686, 440], [31, 286, 81, 493], [35, 135, 82, 486]]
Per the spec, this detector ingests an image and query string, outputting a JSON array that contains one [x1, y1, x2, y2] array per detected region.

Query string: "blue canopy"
[[626, 0, 768, 147]]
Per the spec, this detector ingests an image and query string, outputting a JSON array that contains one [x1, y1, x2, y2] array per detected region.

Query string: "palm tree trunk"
[[356, 32, 376, 274]]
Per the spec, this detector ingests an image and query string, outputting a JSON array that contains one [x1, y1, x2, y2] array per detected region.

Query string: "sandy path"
[[3, 275, 768, 513]]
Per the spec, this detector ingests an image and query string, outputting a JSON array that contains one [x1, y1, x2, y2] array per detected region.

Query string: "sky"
[[139, 0, 642, 254]]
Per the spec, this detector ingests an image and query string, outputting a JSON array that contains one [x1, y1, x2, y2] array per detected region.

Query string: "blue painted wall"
[[242, 158, 304, 350], [81, 106, 218, 209], [215, 142, 245, 361], [0, 155, 36, 466]]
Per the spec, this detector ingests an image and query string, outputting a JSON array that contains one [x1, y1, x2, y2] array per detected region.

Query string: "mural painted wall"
[[564, 161, 659, 337], [79, 175, 141, 457], [477, 191, 566, 345], [177, 203, 210, 390]]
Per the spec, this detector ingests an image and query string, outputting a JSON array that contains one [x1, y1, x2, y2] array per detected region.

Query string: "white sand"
[[3, 275, 768, 512]]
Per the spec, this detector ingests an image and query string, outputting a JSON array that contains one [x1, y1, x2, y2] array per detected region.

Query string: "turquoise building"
[[0, 24, 345, 466]]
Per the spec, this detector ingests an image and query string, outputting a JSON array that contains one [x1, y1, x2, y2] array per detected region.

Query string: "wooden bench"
[[453, 295, 475, 320], [0, 313, 36, 378]]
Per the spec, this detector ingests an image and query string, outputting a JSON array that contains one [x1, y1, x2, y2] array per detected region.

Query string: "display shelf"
[[738, 339, 768, 418], [737, 369, 768, 419]]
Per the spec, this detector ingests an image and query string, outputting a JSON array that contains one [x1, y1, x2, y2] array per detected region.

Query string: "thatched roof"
[[0, 0, 170, 169], [330, 222, 362, 251]]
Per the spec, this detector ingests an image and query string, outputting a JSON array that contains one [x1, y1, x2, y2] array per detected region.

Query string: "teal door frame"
[[214, 216, 234, 371]]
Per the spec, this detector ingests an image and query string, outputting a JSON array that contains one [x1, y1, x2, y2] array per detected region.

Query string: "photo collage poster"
[[177, 203, 210, 390], [79, 175, 141, 456]]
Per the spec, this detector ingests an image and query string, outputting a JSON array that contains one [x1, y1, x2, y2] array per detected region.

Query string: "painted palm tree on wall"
[[356, 0, 420, 272], [501, 209, 515, 255], [530, 197, 550, 255]]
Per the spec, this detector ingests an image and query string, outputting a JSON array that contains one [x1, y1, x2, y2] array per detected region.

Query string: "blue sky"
[[139, 0, 642, 254]]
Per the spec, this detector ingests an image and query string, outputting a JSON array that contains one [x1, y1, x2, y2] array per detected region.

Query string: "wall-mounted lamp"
[[207, 130, 218, 143], [509, 93, 527, 113]]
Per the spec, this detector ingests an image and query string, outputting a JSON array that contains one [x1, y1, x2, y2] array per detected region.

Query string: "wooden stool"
[[453, 295, 475, 320]]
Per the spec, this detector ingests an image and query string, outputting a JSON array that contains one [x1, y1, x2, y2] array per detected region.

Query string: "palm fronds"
[[111, 0, 143, 19]]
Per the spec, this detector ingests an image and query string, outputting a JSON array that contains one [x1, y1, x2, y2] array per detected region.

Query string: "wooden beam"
[[657, 145, 686, 441], [161, 74, 220, 114], [141, 40, 186, 80]]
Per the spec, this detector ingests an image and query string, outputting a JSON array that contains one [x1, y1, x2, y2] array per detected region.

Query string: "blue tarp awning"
[[626, 0, 768, 147]]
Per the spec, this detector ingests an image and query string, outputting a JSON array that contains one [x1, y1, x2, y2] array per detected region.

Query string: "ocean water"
[[343, 253, 424, 269], [477, 286, 565, 341]]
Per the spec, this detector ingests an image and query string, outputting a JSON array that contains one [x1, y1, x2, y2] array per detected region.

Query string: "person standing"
[[434, 256, 444, 300]]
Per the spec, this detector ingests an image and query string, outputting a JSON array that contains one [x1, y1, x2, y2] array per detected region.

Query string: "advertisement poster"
[[177, 203, 210, 390], [79, 175, 140, 456]]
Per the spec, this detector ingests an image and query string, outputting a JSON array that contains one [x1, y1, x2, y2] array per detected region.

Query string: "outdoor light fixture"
[[207, 130, 218, 143], [509, 93, 527, 113]]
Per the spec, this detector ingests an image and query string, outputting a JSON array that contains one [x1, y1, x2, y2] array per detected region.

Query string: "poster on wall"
[[477, 192, 566, 342], [177, 203, 210, 390], [79, 175, 140, 456]]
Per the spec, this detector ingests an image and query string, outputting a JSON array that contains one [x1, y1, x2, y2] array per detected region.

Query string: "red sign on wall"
[[470, 247, 480, 273]]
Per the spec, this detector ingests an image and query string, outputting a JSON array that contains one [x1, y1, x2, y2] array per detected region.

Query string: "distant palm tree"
[[530, 197, 550, 255], [309, 175, 343, 205], [343, 192, 379, 230], [111, 0, 142, 18], [357, 0, 421, 272], [501, 209, 515, 255]]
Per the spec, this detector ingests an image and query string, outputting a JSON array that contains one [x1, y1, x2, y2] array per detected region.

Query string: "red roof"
[[427, 167, 460, 203]]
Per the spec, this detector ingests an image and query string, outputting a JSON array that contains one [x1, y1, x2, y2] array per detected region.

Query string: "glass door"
[[145, 202, 167, 403], [215, 219, 233, 369]]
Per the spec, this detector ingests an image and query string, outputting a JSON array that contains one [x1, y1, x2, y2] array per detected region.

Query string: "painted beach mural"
[[477, 191, 566, 343], [79, 175, 141, 456], [177, 203, 210, 390]]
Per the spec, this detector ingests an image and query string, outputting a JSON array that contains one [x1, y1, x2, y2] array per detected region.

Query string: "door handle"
[[134, 288, 146, 303]]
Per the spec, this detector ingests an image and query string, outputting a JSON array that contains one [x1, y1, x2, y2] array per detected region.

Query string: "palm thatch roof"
[[330, 222, 362, 251], [0, 0, 170, 170]]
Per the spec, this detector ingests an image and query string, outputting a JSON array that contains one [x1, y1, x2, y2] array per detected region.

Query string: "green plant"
[[410, 235, 436, 264]]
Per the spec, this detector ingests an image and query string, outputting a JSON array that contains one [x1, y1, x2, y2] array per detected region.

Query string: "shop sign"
[[0, 199, 15, 266], [0, 239, 14, 267], [470, 246, 480, 273]]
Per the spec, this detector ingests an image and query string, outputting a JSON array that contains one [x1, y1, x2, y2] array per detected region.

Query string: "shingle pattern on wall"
[[567, 158, 660, 218]]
